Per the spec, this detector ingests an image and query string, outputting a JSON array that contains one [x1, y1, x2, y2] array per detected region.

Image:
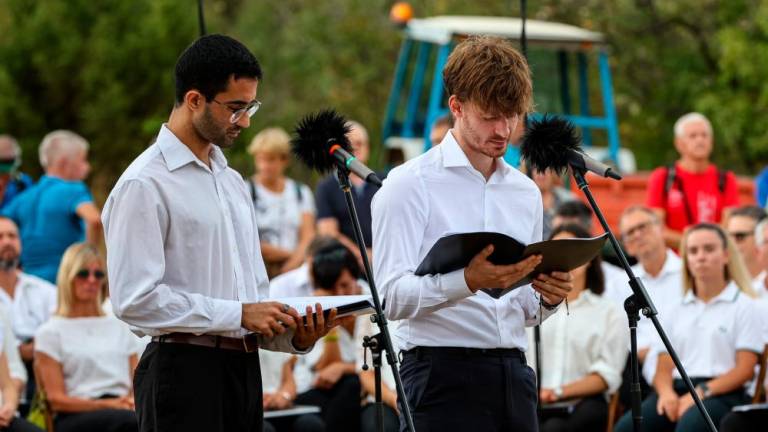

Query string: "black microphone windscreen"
[[521, 115, 582, 176], [291, 109, 352, 173]]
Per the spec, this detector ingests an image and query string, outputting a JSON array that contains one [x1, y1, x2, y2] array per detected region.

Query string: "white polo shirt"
[[656, 282, 762, 380], [0, 272, 57, 342]]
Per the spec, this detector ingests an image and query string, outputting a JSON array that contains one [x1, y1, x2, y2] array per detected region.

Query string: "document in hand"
[[268, 295, 375, 323], [415, 232, 609, 298]]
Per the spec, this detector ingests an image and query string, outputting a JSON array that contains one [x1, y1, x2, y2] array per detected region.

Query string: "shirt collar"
[[156, 124, 229, 173], [636, 249, 681, 279], [439, 130, 512, 179], [682, 281, 741, 304]]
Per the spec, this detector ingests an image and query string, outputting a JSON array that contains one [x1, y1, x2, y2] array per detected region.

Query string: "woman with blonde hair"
[[247, 127, 316, 277], [34, 243, 138, 432], [615, 223, 762, 432]]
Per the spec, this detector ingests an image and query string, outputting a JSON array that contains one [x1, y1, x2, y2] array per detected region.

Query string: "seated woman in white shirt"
[[247, 127, 316, 277], [34, 243, 138, 432], [0, 323, 42, 432], [615, 223, 762, 432], [531, 224, 629, 432]]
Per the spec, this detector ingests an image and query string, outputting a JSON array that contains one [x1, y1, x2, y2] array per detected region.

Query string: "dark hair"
[[549, 223, 604, 294], [729, 205, 767, 223], [174, 34, 263, 104], [311, 243, 361, 291], [554, 201, 593, 230]]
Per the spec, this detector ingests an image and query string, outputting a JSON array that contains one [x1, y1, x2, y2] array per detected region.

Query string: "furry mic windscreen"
[[291, 109, 352, 173], [521, 114, 582, 176]]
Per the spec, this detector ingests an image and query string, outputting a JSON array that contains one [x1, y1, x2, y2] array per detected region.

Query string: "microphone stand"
[[570, 167, 717, 432], [334, 168, 416, 432]]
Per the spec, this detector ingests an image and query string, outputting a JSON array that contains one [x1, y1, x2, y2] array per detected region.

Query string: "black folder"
[[414, 232, 609, 298]]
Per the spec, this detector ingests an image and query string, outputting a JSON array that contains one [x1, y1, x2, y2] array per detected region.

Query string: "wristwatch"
[[696, 382, 712, 399], [553, 386, 564, 400]]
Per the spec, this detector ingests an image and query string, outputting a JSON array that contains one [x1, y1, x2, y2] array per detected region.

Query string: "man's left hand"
[[290, 303, 339, 351], [532, 271, 573, 306]]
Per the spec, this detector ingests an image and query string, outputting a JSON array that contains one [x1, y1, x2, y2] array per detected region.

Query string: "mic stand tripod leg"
[[624, 295, 643, 431], [363, 332, 385, 432]]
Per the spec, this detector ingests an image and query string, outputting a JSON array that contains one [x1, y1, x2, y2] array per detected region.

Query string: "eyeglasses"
[[210, 99, 262, 124], [728, 231, 754, 242], [75, 269, 105, 280], [622, 221, 654, 238]]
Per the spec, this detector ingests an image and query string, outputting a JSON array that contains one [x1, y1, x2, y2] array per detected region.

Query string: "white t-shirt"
[[35, 315, 141, 399], [251, 178, 315, 251], [268, 263, 313, 298], [0, 272, 57, 341], [0, 304, 26, 384]]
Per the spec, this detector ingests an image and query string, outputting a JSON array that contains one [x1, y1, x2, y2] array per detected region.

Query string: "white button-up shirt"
[[527, 290, 628, 394], [0, 272, 57, 341], [372, 131, 557, 351], [656, 282, 762, 380], [102, 125, 297, 353]]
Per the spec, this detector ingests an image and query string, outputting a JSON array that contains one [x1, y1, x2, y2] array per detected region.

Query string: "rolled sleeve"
[[590, 304, 629, 393]]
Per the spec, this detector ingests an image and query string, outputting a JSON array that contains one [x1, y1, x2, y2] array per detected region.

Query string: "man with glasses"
[[102, 35, 336, 432], [726, 205, 767, 293], [606, 205, 683, 405]]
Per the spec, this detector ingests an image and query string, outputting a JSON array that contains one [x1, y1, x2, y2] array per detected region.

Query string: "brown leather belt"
[[151, 332, 259, 352]]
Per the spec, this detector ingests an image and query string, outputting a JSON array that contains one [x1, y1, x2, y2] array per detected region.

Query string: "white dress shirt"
[[372, 131, 557, 351], [268, 263, 313, 298], [655, 282, 762, 380], [0, 305, 26, 384], [102, 125, 298, 353], [0, 272, 57, 341], [527, 290, 628, 394], [603, 249, 683, 383]]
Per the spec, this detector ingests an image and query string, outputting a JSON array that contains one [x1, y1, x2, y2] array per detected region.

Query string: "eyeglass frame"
[[621, 220, 656, 239], [75, 269, 106, 280], [210, 99, 262, 124]]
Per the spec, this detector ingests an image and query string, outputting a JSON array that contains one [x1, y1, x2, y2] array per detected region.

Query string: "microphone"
[[521, 115, 622, 180], [291, 109, 382, 187]]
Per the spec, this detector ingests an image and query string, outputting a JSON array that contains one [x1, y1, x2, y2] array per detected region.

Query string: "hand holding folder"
[[415, 232, 608, 298]]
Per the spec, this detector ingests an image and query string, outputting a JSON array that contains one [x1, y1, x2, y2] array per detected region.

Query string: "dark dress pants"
[[134, 342, 263, 432], [398, 347, 538, 432]]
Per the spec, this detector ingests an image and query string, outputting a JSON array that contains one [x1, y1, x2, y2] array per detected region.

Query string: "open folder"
[[415, 232, 609, 298], [267, 295, 375, 324]]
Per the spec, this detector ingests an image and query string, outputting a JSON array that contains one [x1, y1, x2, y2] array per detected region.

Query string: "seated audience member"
[[2, 130, 102, 284], [725, 206, 767, 293], [607, 206, 684, 405], [429, 114, 453, 147], [0, 136, 33, 211], [755, 218, 768, 297], [287, 242, 364, 432], [531, 224, 628, 432], [268, 236, 344, 299], [0, 323, 41, 432], [34, 243, 138, 432], [645, 113, 739, 249], [261, 350, 324, 432], [615, 223, 762, 432], [315, 121, 380, 260], [551, 200, 627, 282], [532, 168, 576, 240], [247, 127, 316, 277], [356, 317, 399, 432], [0, 217, 55, 403]]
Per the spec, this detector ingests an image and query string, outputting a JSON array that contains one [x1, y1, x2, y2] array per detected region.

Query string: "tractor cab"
[[382, 15, 635, 172]]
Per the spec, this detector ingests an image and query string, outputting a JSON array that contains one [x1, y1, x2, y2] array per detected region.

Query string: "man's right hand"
[[464, 245, 542, 292], [241, 302, 298, 338]]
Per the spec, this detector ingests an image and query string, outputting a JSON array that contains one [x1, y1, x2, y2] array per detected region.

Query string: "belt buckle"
[[243, 335, 258, 353]]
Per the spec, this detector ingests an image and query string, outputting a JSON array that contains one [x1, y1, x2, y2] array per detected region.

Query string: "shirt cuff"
[[214, 299, 243, 332], [441, 268, 473, 301]]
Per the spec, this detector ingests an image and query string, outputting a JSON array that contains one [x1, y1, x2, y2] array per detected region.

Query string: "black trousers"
[[134, 342, 263, 432], [539, 395, 608, 432], [3, 417, 45, 432], [399, 347, 538, 432], [719, 407, 768, 432], [55, 409, 137, 432], [294, 374, 361, 432], [360, 403, 399, 432]]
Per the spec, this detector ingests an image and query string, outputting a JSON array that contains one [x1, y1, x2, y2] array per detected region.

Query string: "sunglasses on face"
[[75, 269, 105, 280], [728, 231, 753, 242]]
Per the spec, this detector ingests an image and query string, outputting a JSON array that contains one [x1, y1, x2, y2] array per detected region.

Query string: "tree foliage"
[[0, 0, 766, 201]]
